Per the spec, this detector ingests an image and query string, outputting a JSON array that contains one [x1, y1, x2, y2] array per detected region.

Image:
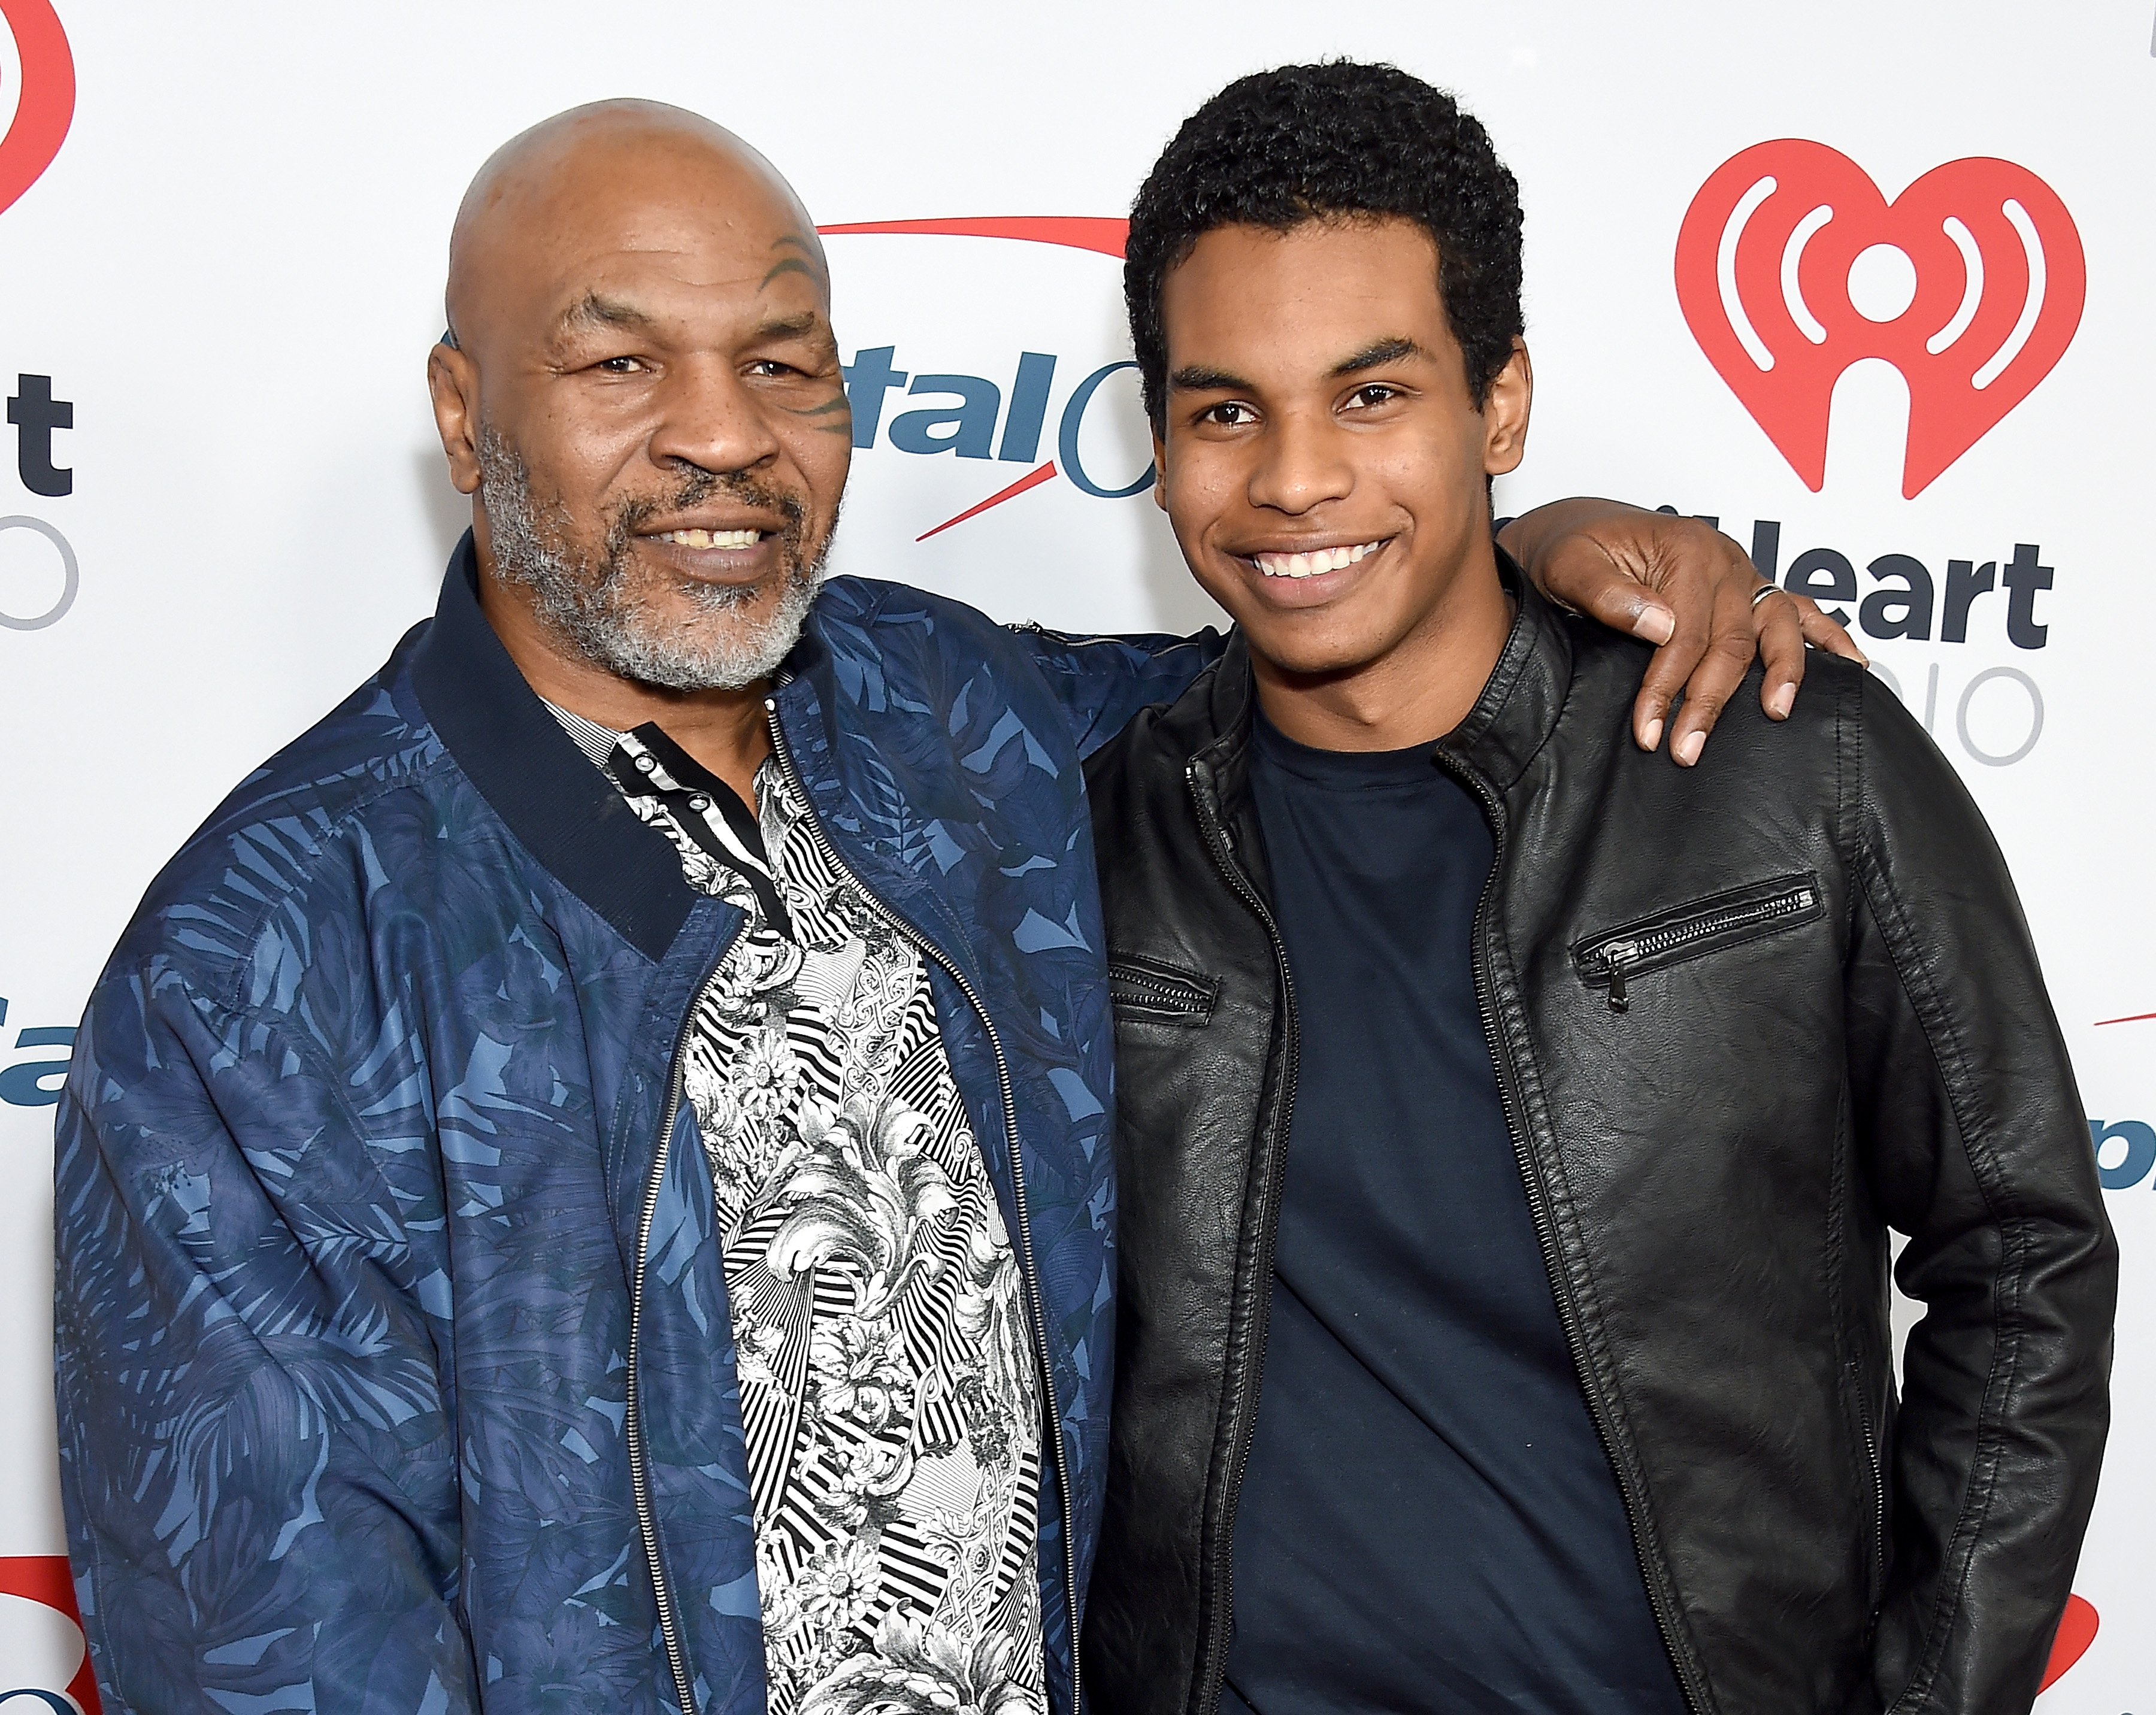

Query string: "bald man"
[[54, 101, 1853, 1715]]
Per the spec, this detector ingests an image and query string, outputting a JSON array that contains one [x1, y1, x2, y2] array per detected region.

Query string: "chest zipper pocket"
[[1574, 873, 1824, 1013], [1109, 954, 1219, 1025]]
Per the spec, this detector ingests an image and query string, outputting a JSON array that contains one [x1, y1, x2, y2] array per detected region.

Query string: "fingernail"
[[1675, 729, 1705, 767], [1633, 605, 1676, 646], [1641, 717, 1664, 752], [1769, 684, 1795, 719]]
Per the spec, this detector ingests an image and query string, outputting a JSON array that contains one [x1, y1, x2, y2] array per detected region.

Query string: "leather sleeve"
[[54, 970, 476, 1713], [1843, 676, 2116, 1715]]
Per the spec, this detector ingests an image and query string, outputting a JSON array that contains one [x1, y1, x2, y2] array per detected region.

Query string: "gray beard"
[[476, 425, 827, 693]]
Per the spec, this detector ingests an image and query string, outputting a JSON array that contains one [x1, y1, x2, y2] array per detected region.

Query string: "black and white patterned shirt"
[[549, 704, 1047, 1715]]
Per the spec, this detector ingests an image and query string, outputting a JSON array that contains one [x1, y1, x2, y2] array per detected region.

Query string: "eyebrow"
[[755, 310, 827, 341], [556, 292, 661, 337], [550, 298, 826, 352], [1168, 363, 1253, 393], [1169, 337, 1430, 395], [1331, 337, 1426, 375]]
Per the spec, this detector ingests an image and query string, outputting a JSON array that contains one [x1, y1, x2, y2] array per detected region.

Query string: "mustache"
[[610, 466, 808, 545]]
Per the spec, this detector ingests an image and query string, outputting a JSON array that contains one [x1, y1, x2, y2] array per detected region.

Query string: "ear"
[[428, 341, 483, 496], [1481, 338, 1533, 478], [1151, 425, 1169, 511]]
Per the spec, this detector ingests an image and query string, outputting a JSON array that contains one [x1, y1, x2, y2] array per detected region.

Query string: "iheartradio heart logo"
[[0, 0, 74, 220], [1675, 140, 2084, 498]]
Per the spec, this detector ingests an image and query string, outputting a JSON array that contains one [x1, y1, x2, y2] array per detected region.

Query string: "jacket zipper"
[[1850, 1361, 1887, 1605], [1582, 883, 1818, 1013], [764, 699, 1084, 1715], [1108, 959, 1215, 1019], [1184, 759, 1299, 1715], [1434, 750, 1712, 1715], [628, 969, 724, 1715]]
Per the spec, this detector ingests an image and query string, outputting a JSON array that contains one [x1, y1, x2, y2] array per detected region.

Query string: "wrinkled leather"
[[1080, 568, 2116, 1715]]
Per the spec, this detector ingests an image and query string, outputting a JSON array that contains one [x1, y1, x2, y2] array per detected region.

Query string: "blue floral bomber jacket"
[[54, 537, 1216, 1715]]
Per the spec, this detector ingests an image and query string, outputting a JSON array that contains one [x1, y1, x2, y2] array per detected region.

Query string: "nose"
[[647, 353, 783, 478], [1245, 404, 1355, 516]]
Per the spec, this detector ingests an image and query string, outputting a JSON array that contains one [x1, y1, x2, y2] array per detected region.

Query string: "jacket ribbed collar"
[[408, 532, 701, 961]]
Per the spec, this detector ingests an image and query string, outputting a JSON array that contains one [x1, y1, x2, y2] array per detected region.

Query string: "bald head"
[[445, 99, 826, 356], [425, 98, 852, 713]]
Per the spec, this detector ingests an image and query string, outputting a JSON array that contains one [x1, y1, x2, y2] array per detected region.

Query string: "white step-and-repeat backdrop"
[[1, 2, 2149, 1707]]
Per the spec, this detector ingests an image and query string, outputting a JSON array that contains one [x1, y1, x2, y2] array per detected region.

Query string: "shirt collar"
[[541, 698, 628, 772]]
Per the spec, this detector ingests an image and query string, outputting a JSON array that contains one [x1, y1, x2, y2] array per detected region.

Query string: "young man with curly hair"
[[1082, 62, 2113, 1715]]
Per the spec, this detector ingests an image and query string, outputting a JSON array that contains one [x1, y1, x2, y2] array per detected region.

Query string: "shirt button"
[[634, 753, 657, 772], [690, 795, 711, 812]]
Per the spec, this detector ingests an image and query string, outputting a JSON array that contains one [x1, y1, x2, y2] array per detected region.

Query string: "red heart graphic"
[[0, 0, 75, 220], [1675, 140, 2084, 498], [2040, 1592, 2099, 1693]]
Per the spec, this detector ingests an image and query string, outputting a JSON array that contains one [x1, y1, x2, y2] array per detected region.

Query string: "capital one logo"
[[1675, 141, 2084, 498], [0, 0, 72, 219], [0, 1558, 99, 1713], [819, 218, 1149, 540]]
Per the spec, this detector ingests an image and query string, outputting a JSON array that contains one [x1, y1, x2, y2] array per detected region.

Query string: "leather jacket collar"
[[1188, 545, 1576, 834]]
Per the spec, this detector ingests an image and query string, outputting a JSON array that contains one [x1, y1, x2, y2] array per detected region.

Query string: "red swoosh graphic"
[[916, 460, 1059, 541], [2094, 1011, 2155, 1026], [817, 216, 1128, 259]]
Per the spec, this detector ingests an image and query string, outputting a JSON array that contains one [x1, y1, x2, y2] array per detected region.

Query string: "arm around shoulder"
[[56, 962, 475, 1712], [1843, 675, 2115, 1714]]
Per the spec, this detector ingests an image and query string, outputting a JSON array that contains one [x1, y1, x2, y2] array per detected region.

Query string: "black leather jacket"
[[1079, 572, 2115, 1715]]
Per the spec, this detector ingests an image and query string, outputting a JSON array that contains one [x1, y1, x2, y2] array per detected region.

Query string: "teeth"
[[1254, 540, 1382, 578], [660, 528, 761, 550]]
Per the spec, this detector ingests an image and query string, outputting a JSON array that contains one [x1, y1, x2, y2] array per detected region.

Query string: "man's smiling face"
[[434, 107, 853, 692], [1153, 216, 1530, 685]]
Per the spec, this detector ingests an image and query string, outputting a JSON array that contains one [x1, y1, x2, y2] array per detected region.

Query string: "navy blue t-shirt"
[[1220, 711, 1687, 1715]]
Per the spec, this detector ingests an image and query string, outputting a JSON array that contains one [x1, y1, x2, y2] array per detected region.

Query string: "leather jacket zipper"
[[1108, 955, 1217, 1023], [1185, 758, 1300, 1715], [1435, 749, 1712, 1715], [1577, 878, 1820, 1013], [1850, 1361, 1887, 1605], [628, 957, 728, 1715], [765, 699, 1084, 1715]]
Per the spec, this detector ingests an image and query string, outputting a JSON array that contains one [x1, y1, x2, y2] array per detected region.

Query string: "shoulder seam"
[[195, 759, 465, 1017], [1010, 627, 1215, 663]]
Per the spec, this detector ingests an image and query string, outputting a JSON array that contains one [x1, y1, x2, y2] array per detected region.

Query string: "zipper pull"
[[1601, 940, 1639, 1013]]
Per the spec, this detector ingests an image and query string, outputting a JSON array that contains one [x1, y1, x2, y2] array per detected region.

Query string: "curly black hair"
[[1125, 60, 1524, 428]]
